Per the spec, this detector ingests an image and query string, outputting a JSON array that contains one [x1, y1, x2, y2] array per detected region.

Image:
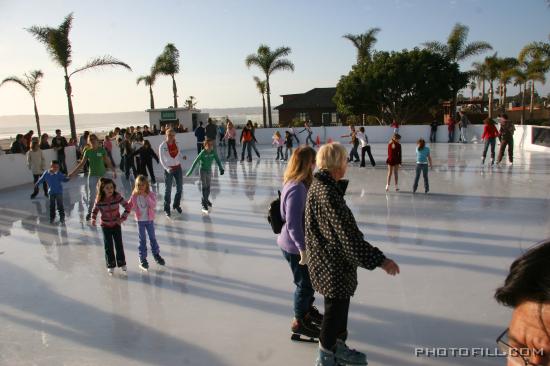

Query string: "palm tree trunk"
[[481, 79, 486, 111], [171, 74, 178, 108], [149, 85, 155, 109], [261, 94, 267, 128], [502, 84, 507, 112], [529, 81, 534, 120], [521, 83, 526, 125], [488, 81, 494, 119], [64, 71, 77, 140], [266, 76, 273, 128], [33, 96, 41, 137]]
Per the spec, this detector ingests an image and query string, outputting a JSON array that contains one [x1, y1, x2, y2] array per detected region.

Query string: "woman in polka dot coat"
[[305, 143, 400, 366]]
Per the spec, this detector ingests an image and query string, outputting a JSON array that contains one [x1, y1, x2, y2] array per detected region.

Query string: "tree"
[[511, 66, 528, 124], [424, 23, 492, 117], [497, 57, 519, 111], [245, 44, 294, 128], [519, 41, 550, 119], [253, 76, 267, 128], [342, 27, 380, 64], [136, 72, 157, 109], [0, 70, 44, 136], [334, 49, 468, 125], [480, 53, 501, 119], [471, 61, 488, 109], [468, 81, 476, 100], [184, 96, 197, 110], [154, 43, 180, 108], [27, 13, 132, 139]]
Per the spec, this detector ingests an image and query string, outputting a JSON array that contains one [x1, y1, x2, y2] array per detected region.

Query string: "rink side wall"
[[0, 125, 546, 191]]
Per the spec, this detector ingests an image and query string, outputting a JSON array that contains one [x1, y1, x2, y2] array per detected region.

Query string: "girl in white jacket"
[[27, 140, 47, 198]]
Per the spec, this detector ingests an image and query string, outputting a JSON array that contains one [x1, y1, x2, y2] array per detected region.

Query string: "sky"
[[0, 0, 549, 116]]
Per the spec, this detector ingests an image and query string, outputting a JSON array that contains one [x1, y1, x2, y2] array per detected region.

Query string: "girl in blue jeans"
[[128, 175, 165, 271], [412, 139, 433, 194]]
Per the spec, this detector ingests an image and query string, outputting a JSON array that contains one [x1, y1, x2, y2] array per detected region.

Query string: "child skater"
[[341, 125, 359, 162], [273, 131, 284, 160], [186, 139, 225, 214], [284, 131, 293, 161], [481, 117, 499, 166], [412, 138, 433, 194], [91, 178, 131, 275], [36, 160, 71, 224], [127, 175, 165, 271], [386, 134, 402, 192]]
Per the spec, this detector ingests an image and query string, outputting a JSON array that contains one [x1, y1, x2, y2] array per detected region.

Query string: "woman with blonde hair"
[[277, 145, 323, 342], [27, 139, 47, 198], [224, 119, 238, 160], [305, 142, 400, 366]]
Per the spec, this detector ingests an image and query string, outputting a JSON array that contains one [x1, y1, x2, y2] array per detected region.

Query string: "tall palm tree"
[[27, 13, 131, 140], [0, 70, 44, 136], [245, 45, 294, 128], [468, 81, 476, 100], [342, 27, 380, 64], [481, 53, 501, 118], [424, 23, 492, 117], [471, 61, 488, 110], [154, 43, 180, 108], [253, 76, 267, 128], [519, 42, 550, 119], [497, 57, 519, 112], [526, 60, 547, 119], [511, 66, 528, 124], [136, 72, 157, 109]]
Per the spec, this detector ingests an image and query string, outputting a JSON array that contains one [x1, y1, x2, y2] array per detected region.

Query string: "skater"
[[272, 131, 284, 160], [284, 131, 293, 161], [127, 175, 165, 271], [39, 133, 50, 150], [69, 134, 116, 221], [51, 129, 68, 174], [224, 120, 238, 160], [357, 127, 375, 167], [218, 123, 226, 147], [430, 119, 439, 143], [348, 131, 360, 163], [27, 140, 48, 198], [247, 121, 261, 159], [205, 118, 218, 152], [412, 138, 432, 194], [447, 115, 456, 143], [385, 133, 402, 192], [122, 134, 137, 180], [288, 126, 300, 145], [159, 128, 187, 217], [277, 146, 323, 342], [103, 131, 116, 168], [132, 140, 160, 184], [497, 114, 515, 165], [299, 121, 315, 146], [391, 119, 399, 134], [36, 160, 71, 223], [305, 143, 400, 366], [240, 124, 253, 162], [186, 139, 224, 214], [481, 117, 499, 166], [91, 178, 130, 275], [194, 121, 206, 154], [458, 111, 469, 143]]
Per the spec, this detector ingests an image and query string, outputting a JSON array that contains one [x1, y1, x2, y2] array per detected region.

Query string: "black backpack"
[[267, 190, 285, 234]]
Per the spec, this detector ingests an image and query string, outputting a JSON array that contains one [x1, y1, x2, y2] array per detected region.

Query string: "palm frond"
[[271, 46, 292, 60], [26, 25, 51, 45], [422, 41, 447, 56], [253, 76, 266, 94], [269, 59, 295, 74], [343, 34, 361, 49], [519, 41, 550, 63], [136, 75, 152, 86], [0, 76, 30, 92], [70, 56, 132, 77], [447, 23, 469, 60], [26, 14, 74, 68], [459, 41, 493, 60], [154, 43, 180, 75]]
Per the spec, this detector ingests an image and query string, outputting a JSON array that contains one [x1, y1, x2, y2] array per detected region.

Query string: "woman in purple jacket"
[[277, 145, 322, 342]]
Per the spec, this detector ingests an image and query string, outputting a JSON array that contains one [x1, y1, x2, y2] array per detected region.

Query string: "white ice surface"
[[0, 142, 549, 366]]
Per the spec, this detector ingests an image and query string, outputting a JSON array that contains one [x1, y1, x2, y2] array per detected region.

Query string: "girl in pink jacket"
[[127, 175, 165, 271]]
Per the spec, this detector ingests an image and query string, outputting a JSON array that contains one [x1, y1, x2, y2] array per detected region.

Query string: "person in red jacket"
[[386, 134, 402, 192], [481, 117, 500, 166], [447, 116, 456, 143]]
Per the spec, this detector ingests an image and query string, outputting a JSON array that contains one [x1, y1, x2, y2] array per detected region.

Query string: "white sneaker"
[[385, 184, 389, 192], [107, 268, 114, 275], [121, 265, 127, 272]]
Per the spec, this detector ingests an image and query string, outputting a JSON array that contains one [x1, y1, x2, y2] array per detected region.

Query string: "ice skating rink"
[[0, 143, 549, 366]]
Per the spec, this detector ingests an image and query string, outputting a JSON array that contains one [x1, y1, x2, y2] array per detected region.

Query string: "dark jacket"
[[195, 126, 206, 142], [132, 146, 159, 165], [305, 170, 386, 298], [205, 123, 217, 140], [10, 141, 27, 154], [51, 136, 68, 156]]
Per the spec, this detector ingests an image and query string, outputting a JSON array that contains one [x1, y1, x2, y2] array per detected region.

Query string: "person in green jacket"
[[186, 139, 224, 213]]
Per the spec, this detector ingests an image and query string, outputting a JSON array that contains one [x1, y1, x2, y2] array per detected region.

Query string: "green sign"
[[161, 111, 176, 120]]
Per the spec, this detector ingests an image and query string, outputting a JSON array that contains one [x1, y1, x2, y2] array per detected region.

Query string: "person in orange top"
[[447, 116, 456, 143], [385, 134, 402, 192], [240, 124, 253, 162]]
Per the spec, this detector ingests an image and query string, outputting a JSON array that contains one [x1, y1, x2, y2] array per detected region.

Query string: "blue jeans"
[[87, 175, 101, 215], [138, 221, 160, 260], [413, 164, 429, 192], [164, 166, 183, 211], [483, 138, 496, 160], [49, 193, 65, 220], [200, 170, 212, 203], [448, 128, 455, 142], [241, 141, 252, 160], [281, 249, 315, 319]]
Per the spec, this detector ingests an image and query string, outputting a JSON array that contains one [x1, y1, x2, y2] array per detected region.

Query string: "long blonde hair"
[[283, 146, 316, 187], [132, 175, 150, 195]]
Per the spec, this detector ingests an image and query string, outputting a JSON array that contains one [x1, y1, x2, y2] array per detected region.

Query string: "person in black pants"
[[51, 129, 68, 174], [195, 122, 206, 154], [430, 120, 439, 143], [122, 138, 136, 180], [132, 140, 160, 183], [357, 127, 375, 167]]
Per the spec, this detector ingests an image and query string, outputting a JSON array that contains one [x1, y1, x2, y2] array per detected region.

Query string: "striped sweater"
[[92, 193, 131, 228]]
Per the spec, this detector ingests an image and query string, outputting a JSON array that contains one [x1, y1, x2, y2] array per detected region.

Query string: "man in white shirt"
[[159, 128, 187, 217]]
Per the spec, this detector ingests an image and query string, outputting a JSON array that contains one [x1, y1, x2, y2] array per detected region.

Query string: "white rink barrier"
[[0, 125, 546, 191]]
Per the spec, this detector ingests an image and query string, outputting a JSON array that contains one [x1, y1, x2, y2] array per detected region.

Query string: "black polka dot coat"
[[305, 170, 386, 299]]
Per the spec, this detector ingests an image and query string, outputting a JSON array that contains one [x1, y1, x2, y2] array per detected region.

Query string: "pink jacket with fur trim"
[[127, 191, 157, 221]]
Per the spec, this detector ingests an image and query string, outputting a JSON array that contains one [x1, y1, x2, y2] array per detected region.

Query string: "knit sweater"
[[92, 193, 130, 228], [277, 181, 307, 254], [186, 149, 223, 175]]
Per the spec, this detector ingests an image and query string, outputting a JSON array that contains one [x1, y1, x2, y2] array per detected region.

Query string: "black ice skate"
[[306, 305, 324, 326], [290, 317, 320, 343]]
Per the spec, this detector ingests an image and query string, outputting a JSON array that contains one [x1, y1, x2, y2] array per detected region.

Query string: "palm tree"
[[468, 81, 476, 100], [253, 76, 267, 128], [245, 45, 294, 128], [184, 96, 197, 110], [342, 27, 380, 64], [471, 61, 488, 110], [154, 43, 180, 108], [497, 57, 519, 111], [424, 23, 492, 117], [0, 70, 44, 136], [481, 53, 501, 119], [511, 66, 528, 124], [519, 42, 550, 120], [27, 13, 131, 140], [136, 72, 157, 109]]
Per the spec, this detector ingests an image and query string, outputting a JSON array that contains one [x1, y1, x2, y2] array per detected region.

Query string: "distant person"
[[224, 120, 238, 160], [412, 138, 432, 194], [10, 134, 27, 154], [430, 119, 439, 143], [36, 160, 71, 224], [497, 114, 515, 165], [299, 121, 315, 146], [39, 133, 50, 150], [152, 125, 159, 135], [142, 125, 152, 137], [27, 140, 47, 199], [247, 120, 261, 159], [284, 130, 293, 161], [340, 125, 357, 162], [122, 134, 136, 180], [391, 120, 399, 134], [272, 131, 284, 160], [103, 131, 116, 168], [457, 111, 469, 143], [494, 239, 550, 366], [386, 133, 402, 192], [240, 124, 253, 162], [194, 122, 206, 154], [288, 126, 300, 144], [23, 130, 34, 150], [205, 118, 218, 151], [132, 140, 160, 184], [481, 117, 499, 166], [447, 116, 456, 143], [218, 123, 226, 147], [159, 128, 187, 217], [357, 127, 375, 167], [78, 131, 90, 174]]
